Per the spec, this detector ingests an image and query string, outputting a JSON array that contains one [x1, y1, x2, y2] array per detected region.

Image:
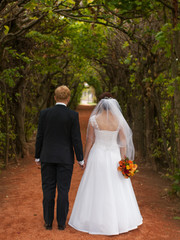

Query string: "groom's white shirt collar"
[[56, 102, 66, 106]]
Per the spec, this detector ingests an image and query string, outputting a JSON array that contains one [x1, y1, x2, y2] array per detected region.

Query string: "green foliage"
[[154, 74, 175, 97], [69, 83, 84, 109], [104, 0, 154, 16], [152, 23, 172, 57], [68, 23, 108, 60], [151, 143, 163, 159], [5, 47, 32, 64], [0, 67, 21, 87], [171, 171, 180, 197], [0, 132, 6, 158], [87, 75, 102, 98], [0, 90, 16, 164], [4, 25, 9, 35], [124, 53, 133, 65], [122, 41, 129, 49], [26, 31, 56, 43], [166, 169, 180, 197]]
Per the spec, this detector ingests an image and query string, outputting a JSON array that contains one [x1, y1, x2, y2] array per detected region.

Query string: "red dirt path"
[[0, 105, 180, 240]]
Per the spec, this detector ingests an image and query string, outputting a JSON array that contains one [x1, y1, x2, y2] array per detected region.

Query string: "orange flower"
[[117, 157, 138, 179]]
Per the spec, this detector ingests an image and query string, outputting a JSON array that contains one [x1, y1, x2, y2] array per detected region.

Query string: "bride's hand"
[[81, 164, 85, 170], [81, 159, 87, 170]]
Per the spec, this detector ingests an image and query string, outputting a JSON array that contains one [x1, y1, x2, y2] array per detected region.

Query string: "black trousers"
[[41, 162, 73, 226]]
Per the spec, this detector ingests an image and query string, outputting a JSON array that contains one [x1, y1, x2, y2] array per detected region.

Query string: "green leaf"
[[4, 25, 9, 35], [122, 41, 129, 49]]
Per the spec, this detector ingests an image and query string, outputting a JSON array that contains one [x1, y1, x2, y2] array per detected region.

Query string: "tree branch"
[[0, 0, 30, 16], [0, 7, 25, 31], [157, 0, 173, 10], [0, 0, 14, 12], [0, 13, 46, 44], [54, 4, 104, 13]]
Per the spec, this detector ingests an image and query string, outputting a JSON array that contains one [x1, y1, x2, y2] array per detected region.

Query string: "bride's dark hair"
[[98, 92, 113, 111], [99, 92, 113, 101]]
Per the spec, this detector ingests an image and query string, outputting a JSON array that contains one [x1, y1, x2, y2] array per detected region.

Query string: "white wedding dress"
[[69, 116, 143, 235]]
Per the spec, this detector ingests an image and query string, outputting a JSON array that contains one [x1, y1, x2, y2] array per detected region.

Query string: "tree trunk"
[[4, 83, 9, 166], [1, 80, 9, 167], [172, 0, 180, 167], [130, 95, 145, 160], [153, 89, 170, 166], [144, 98, 156, 170], [13, 98, 26, 158], [13, 77, 27, 158], [170, 97, 176, 171]]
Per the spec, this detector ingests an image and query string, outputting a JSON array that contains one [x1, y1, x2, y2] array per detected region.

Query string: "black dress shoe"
[[44, 223, 52, 230], [58, 225, 66, 230]]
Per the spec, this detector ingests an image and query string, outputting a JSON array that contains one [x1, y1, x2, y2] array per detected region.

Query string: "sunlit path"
[[0, 105, 179, 240]]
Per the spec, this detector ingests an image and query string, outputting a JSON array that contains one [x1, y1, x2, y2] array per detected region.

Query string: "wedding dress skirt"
[[69, 130, 143, 235]]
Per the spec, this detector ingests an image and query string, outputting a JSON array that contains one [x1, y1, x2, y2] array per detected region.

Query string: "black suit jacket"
[[35, 104, 83, 164]]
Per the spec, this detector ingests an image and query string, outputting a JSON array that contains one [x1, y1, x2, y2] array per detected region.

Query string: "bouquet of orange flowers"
[[118, 156, 138, 178]]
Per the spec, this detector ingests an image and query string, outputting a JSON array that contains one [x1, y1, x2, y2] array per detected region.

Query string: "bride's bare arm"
[[84, 123, 95, 164], [118, 128, 126, 158]]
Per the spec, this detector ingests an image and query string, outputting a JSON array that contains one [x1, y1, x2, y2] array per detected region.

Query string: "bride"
[[68, 93, 143, 235]]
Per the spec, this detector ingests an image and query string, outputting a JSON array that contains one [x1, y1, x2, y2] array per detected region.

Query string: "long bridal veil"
[[86, 98, 135, 160]]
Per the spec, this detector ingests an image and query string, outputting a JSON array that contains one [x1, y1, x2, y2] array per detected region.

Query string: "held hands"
[[35, 159, 41, 166], [78, 159, 86, 169]]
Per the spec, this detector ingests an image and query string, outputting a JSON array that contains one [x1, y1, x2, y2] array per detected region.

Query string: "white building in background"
[[80, 83, 96, 105]]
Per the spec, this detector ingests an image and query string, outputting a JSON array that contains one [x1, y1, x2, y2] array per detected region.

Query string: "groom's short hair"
[[55, 85, 71, 101]]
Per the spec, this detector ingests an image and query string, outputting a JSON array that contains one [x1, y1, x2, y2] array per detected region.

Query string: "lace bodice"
[[90, 116, 119, 149], [94, 129, 119, 149]]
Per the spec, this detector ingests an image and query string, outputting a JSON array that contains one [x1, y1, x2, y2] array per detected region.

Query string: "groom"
[[35, 85, 84, 230]]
